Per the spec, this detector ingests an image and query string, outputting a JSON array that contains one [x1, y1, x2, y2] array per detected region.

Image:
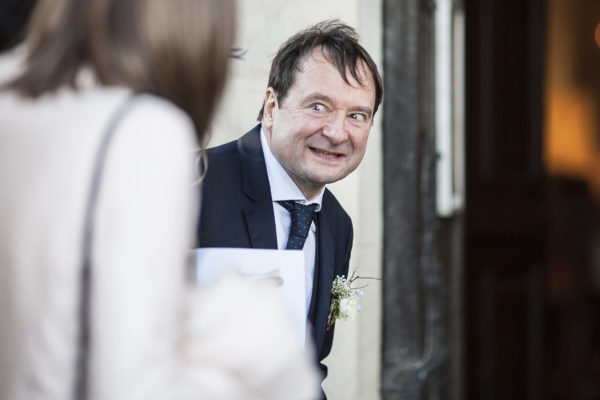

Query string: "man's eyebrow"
[[303, 92, 373, 118], [304, 93, 333, 104]]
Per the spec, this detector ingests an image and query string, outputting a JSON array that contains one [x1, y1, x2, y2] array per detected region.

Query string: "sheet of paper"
[[194, 247, 306, 344]]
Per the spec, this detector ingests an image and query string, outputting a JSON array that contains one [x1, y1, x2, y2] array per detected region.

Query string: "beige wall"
[[208, 1, 383, 399]]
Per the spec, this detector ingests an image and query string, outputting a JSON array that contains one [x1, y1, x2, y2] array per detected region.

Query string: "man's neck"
[[288, 175, 323, 202], [259, 126, 326, 205]]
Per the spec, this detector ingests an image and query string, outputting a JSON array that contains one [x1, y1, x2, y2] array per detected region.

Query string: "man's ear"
[[262, 88, 277, 129]]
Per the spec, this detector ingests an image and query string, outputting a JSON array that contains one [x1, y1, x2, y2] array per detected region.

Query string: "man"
[[197, 20, 383, 394]]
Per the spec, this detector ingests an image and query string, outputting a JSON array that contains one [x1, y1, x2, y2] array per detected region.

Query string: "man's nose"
[[321, 112, 348, 144]]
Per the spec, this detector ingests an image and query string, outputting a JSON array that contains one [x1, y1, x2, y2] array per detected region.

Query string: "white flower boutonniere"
[[326, 268, 369, 330]]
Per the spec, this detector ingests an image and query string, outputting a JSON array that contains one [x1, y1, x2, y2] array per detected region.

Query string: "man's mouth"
[[310, 147, 343, 159]]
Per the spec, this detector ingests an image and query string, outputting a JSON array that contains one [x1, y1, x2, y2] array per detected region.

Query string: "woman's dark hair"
[[0, 0, 38, 51], [257, 19, 383, 121], [8, 0, 236, 144]]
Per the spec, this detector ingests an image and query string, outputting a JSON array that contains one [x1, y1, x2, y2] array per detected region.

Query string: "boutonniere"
[[327, 268, 378, 330]]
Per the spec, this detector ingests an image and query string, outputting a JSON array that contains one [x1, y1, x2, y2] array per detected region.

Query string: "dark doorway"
[[542, 0, 600, 398], [464, 1, 546, 398], [464, 0, 600, 398]]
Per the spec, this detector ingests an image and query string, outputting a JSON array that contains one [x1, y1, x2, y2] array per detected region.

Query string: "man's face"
[[262, 48, 376, 200]]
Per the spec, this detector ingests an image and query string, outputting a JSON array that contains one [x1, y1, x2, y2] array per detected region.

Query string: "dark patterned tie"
[[278, 200, 318, 250]]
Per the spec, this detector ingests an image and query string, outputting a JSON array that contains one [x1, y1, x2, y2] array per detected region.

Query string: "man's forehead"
[[295, 48, 373, 87]]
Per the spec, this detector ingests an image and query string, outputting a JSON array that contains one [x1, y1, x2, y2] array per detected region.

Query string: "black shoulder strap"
[[74, 95, 137, 400]]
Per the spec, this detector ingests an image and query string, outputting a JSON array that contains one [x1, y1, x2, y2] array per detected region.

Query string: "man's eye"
[[350, 113, 366, 122], [311, 104, 325, 112]]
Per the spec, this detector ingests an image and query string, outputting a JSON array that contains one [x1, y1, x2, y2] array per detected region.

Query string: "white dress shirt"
[[260, 128, 325, 314]]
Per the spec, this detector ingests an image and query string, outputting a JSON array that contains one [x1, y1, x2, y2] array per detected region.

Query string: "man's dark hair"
[[257, 19, 383, 121]]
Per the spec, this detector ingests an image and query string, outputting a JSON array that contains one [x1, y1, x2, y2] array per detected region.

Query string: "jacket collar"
[[238, 125, 278, 249], [308, 194, 335, 351]]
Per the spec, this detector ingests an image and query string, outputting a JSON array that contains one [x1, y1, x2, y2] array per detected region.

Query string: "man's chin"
[[306, 173, 348, 187], [315, 165, 358, 184]]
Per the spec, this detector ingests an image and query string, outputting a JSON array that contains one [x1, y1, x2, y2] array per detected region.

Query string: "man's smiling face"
[[262, 48, 376, 200]]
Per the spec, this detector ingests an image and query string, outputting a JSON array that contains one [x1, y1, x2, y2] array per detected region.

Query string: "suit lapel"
[[243, 195, 277, 249], [238, 126, 278, 249], [309, 208, 335, 352]]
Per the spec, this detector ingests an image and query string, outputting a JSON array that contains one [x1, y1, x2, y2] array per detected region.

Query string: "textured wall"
[[209, 2, 383, 399]]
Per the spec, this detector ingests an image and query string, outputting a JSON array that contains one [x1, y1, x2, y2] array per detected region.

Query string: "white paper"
[[194, 247, 306, 343]]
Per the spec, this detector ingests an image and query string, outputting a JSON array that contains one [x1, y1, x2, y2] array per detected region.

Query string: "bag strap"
[[74, 95, 137, 400]]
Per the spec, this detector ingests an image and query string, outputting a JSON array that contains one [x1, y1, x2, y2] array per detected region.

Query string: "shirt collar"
[[260, 127, 324, 211]]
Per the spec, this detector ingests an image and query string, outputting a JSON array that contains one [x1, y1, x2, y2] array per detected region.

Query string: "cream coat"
[[0, 64, 318, 400]]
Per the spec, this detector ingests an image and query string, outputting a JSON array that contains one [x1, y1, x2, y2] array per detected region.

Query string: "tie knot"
[[278, 200, 318, 215], [277, 201, 318, 249]]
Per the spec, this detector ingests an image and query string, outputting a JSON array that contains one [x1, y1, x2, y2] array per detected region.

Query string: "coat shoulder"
[[206, 138, 239, 158], [322, 189, 352, 228]]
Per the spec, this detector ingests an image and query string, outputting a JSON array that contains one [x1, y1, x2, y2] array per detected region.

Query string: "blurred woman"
[[0, 0, 318, 399]]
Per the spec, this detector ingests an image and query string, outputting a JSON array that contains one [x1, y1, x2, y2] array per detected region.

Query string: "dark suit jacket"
[[197, 124, 353, 386]]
